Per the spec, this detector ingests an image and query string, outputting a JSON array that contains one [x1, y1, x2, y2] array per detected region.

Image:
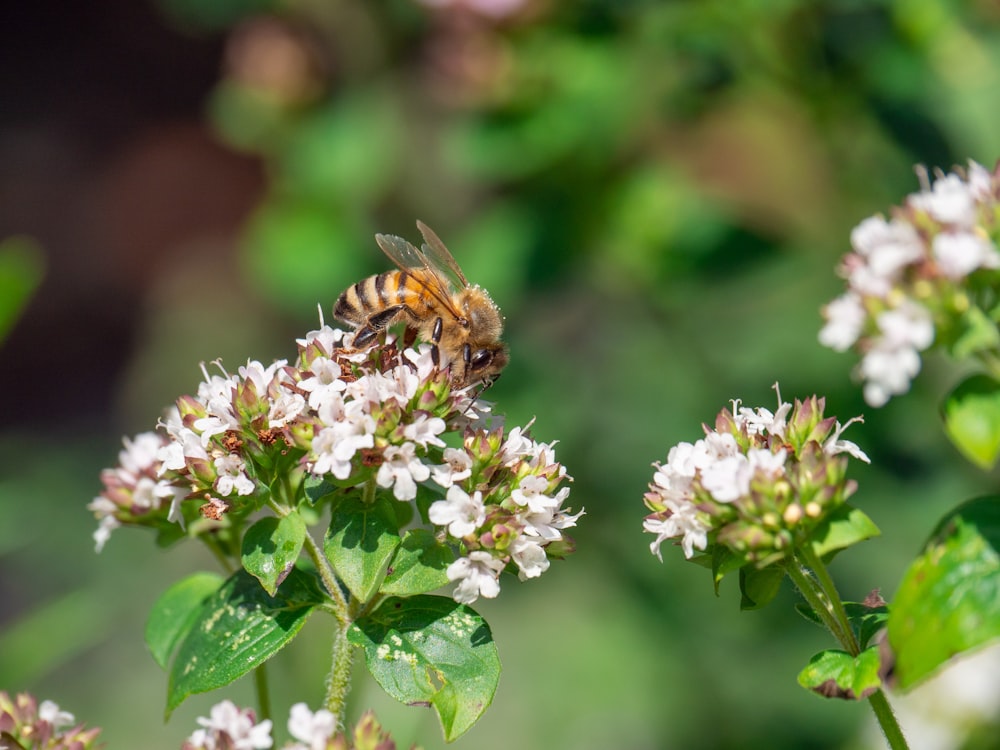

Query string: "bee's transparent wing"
[[374, 232, 463, 319], [416, 220, 470, 290]]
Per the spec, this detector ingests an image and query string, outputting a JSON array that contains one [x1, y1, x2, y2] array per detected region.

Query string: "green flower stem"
[[867, 689, 909, 750], [786, 550, 909, 750], [302, 531, 350, 622], [796, 544, 859, 654], [324, 618, 355, 724], [253, 662, 272, 723], [783, 557, 854, 652]]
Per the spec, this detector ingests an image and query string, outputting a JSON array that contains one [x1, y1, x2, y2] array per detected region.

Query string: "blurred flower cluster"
[[183, 700, 407, 750], [820, 160, 1000, 406], [0, 693, 101, 750], [642, 388, 869, 567], [89, 324, 578, 604]]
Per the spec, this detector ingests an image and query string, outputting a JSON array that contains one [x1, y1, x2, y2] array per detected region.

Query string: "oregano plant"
[[644, 160, 1000, 750], [88, 320, 580, 747]]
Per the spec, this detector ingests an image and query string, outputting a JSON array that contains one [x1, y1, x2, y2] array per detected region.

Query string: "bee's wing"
[[374, 231, 464, 320], [416, 220, 470, 289]]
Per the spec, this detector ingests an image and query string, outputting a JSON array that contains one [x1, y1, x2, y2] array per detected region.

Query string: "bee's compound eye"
[[469, 349, 493, 371]]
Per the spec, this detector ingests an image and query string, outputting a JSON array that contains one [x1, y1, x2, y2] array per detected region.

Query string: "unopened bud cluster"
[[820, 160, 1000, 406], [643, 390, 869, 567], [0, 692, 101, 750], [90, 324, 579, 604]]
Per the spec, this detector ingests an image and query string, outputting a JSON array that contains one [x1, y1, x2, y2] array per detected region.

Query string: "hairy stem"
[[787, 549, 908, 750], [253, 662, 272, 722]]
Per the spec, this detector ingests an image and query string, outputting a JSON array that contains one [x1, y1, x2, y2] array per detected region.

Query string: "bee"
[[334, 221, 508, 389]]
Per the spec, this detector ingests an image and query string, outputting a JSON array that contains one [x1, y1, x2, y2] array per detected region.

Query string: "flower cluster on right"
[[819, 160, 1000, 406], [642, 389, 869, 567]]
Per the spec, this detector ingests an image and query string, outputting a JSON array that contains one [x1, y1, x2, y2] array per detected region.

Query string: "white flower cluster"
[[91, 323, 579, 604], [643, 389, 868, 564], [820, 160, 1000, 406], [184, 701, 398, 750], [0, 692, 101, 750], [427, 425, 581, 603]]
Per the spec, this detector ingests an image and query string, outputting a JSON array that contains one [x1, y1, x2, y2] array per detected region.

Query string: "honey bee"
[[334, 221, 508, 389]]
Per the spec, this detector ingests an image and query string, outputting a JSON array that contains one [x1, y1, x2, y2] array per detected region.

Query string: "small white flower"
[[268, 390, 306, 428], [287, 703, 337, 750], [190, 700, 273, 750], [310, 423, 374, 480], [39, 700, 75, 730], [859, 342, 922, 407], [214, 454, 255, 497], [850, 215, 925, 277], [117, 432, 165, 477], [932, 230, 1000, 279], [297, 357, 348, 411], [132, 476, 181, 509], [498, 422, 536, 464], [748, 447, 787, 476], [239, 359, 287, 396], [966, 160, 993, 201], [429, 485, 486, 537], [877, 301, 934, 350], [510, 536, 549, 579], [431, 447, 473, 488], [296, 323, 344, 354], [447, 551, 505, 604], [824, 417, 870, 463], [909, 172, 978, 227], [92, 515, 121, 553], [819, 293, 867, 352], [700, 454, 751, 503], [376, 442, 430, 501], [519, 493, 582, 540], [644, 499, 710, 560], [403, 413, 447, 448], [510, 474, 556, 513]]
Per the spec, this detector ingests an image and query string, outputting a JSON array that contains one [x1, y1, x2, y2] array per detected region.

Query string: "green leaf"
[[795, 600, 889, 650], [324, 495, 401, 603], [810, 504, 881, 558], [242, 512, 307, 596], [950, 305, 1000, 359], [145, 572, 224, 670], [739, 565, 784, 610], [0, 236, 44, 344], [166, 568, 321, 713], [797, 647, 883, 700], [348, 595, 500, 742], [707, 545, 750, 594], [942, 375, 1000, 469], [888, 496, 1000, 689], [380, 529, 455, 597]]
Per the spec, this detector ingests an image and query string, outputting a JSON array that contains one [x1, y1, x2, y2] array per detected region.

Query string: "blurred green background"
[[2, 0, 1000, 747]]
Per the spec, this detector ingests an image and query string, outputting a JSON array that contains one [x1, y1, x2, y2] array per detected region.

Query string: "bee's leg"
[[429, 317, 444, 368], [354, 305, 406, 348]]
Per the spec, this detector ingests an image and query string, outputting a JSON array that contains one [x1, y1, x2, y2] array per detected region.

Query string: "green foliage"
[[348, 596, 500, 742], [810, 505, 881, 559], [888, 496, 1000, 690], [324, 495, 403, 603], [164, 568, 322, 713], [0, 236, 44, 344], [379, 529, 455, 597], [942, 375, 1000, 470], [145, 572, 225, 670], [241, 513, 307, 596], [797, 648, 883, 701]]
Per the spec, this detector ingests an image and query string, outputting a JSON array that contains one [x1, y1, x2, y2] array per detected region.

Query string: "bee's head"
[[462, 342, 509, 389]]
